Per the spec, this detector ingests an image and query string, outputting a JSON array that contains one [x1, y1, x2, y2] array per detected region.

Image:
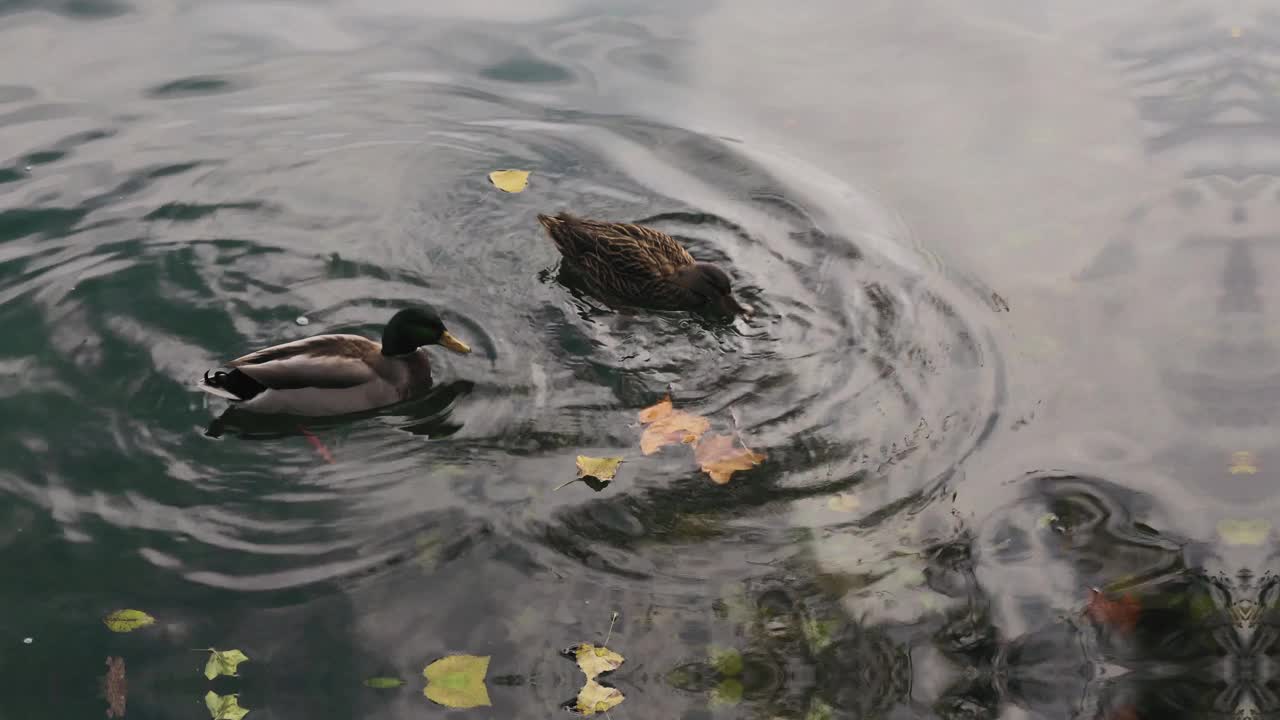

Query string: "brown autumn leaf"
[[694, 433, 766, 484], [1084, 588, 1140, 634], [637, 395, 709, 455], [572, 643, 625, 680], [638, 395, 675, 424]]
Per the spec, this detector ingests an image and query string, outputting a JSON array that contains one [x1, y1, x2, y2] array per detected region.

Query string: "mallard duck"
[[537, 211, 749, 315], [198, 307, 471, 416]]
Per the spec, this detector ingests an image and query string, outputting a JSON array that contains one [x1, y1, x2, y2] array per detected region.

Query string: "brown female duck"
[[537, 211, 749, 315]]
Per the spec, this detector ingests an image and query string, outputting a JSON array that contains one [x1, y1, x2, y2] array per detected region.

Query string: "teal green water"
[[0, 1, 1276, 718]]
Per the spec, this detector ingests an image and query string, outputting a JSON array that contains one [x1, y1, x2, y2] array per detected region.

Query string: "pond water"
[[0, 0, 1276, 718]]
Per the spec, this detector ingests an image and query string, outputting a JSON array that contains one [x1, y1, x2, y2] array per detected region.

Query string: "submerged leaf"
[[204, 691, 249, 720], [576, 455, 623, 481], [573, 680, 624, 716], [103, 657, 127, 719], [423, 654, 491, 709], [710, 648, 743, 676], [695, 433, 766, 484], [573, 643, 624, 681], [1229, 450, 1258, 475], [805, 698, 836, 720], [1218, 518, 1271, 546], [826, 493, 861, 512], [711, 678, 744, 706], [800, 617, 837, 654], [641, 413, 710, 454], [104, 609, 155, 633], [638, 395, 710, 455], [363, 676, 405, 689], [204, 648, 250, 680], [488, 169, 530, 193]]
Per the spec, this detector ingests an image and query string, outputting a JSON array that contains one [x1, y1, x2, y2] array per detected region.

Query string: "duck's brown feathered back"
[[537, 212, 702, 305], [538, 212, 694, 272]]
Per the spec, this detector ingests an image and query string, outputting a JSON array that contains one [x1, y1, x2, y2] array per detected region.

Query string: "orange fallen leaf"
[[638, 395, 710, 455], [638, 395, 674, 424], [695, 433, 766, 484]]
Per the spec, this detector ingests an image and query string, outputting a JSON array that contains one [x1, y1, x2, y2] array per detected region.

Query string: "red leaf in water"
[[102, 656, 126, 718], [1085, 588, 1141, 633], [1108, 705, 1140, 720]]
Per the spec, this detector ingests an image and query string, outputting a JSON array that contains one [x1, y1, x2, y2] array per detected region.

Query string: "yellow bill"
[[439, 330, 472, 354]]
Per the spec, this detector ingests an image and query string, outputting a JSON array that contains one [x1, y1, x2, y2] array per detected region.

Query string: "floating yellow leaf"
[[1230, 451, 1258, 475], [488, 169, 530, 193], [826, 493, 861, 512], [1218, 519, 1271, 546], [577, 456, 623, 481], [638, 395, 709, 455], [204, 691, 249, 720], [1231, 26, 1242, 38], [695, 433, 766, 484], [103, 609, 155, 633], [423, 654, 491, 709], [203, 648, 250, 680], [573, 643, 624, 681], [554, 456, 624, 492], [573, 680, 624, 716]]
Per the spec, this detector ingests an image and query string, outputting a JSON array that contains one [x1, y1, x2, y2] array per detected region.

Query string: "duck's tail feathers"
[[198, 369, 261, 402]]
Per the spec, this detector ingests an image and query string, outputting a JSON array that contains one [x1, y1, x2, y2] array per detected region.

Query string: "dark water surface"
[[1, 0, 1276, 718]]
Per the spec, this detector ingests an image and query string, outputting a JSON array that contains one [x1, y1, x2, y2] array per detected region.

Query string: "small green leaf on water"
[[423, 654, 491, 709], [203, 648, 250, 680], [710, 648, 743, 677], [204, 691, 249, 720], [488, 169, 530, 193], [363, 677, 405, 689], [1036, 512, 1059, 529], [104, 609, 155, 633]]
